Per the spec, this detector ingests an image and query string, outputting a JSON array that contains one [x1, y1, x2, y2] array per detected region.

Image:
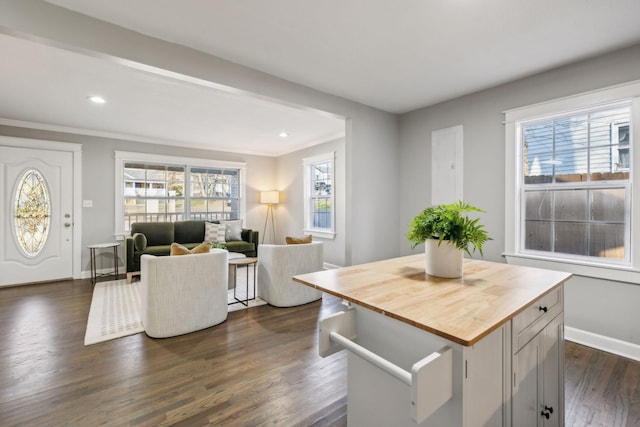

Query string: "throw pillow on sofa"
[[204, 222, 226, 244], [191, 242, 212, 254], [220, 219, 243, 241], [170, 242, 211, 256]]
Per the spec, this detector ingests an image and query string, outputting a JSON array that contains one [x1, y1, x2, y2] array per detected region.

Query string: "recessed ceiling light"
[[88, 96, 106, 104], [279, 132, 289, 138]]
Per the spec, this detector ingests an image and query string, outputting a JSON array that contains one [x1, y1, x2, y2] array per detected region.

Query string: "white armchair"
[[140, 250, 228, 338], [257, 242, 323, 307]]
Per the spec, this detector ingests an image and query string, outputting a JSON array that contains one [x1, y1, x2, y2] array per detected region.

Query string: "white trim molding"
[[504, 79, 640, 279], [323, 262, 342, 270], [303, 151, 336, 239], [503, 253, 640, 285], [565, 326, 640, 362]]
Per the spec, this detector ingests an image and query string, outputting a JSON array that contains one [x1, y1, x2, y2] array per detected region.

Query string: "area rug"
[[228, 293, 267, 311], [85, 275, 266, 345], [227, 277, 267, 312], [84, 279, 144, 345]]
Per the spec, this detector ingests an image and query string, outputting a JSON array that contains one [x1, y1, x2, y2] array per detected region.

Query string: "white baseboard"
[[323, 262, 341, 270], [565, 326, 640, 362]]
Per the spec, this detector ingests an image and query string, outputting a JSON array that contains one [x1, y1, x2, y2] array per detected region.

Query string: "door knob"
[[64, 223, 71, 227]]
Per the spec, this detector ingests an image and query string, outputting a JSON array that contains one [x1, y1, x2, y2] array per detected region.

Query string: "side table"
[[228, 257, 257, 306], [88, 242, 119, 284], [227, 252, 247, 289]]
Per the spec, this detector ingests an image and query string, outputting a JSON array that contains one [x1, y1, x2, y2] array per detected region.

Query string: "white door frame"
[[1, 136, 82, 280]]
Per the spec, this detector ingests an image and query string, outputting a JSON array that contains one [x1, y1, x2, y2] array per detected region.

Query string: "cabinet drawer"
[[512, 286, 562, 353]]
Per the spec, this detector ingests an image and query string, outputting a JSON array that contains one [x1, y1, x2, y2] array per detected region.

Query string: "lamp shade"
[[260, 190, 279, 204]]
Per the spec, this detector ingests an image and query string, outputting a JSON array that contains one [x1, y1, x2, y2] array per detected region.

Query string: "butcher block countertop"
[[293, 255, 572, 346]]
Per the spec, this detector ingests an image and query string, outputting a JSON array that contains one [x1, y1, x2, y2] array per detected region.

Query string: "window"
[[13, 169, 50, 256], [189, 167, 240, 221], [303, 152, 335, 238], [504, 81, 640, 281], [521, 103, 630, 262], [123, 163, 185, 227], [116, 151, 246, 234]]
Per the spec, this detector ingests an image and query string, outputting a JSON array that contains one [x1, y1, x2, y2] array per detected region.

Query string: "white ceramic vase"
[[424, 239, 463, 278]]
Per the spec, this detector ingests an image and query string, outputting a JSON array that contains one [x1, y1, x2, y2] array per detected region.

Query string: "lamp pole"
[[262, 203, 276, 244], [260, 191, 279, 244]]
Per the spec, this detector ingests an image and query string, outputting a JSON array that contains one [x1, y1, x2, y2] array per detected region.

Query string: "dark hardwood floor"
[[0, 278, 638, 426], [565, 338, 640, 427]]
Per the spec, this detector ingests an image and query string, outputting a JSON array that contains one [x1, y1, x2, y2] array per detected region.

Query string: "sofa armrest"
[[241, 229, 259, 253], [124, 236, 136, 273]]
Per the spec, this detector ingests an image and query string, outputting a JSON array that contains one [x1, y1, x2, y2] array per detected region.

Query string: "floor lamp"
[[260, 191, 279, 244]]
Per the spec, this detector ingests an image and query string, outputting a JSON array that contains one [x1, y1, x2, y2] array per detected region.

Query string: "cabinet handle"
[[541, 406, 553, 419], [541, 410, 550, 419], [545, 406, 554, 414], [539, 306, 548, 313]]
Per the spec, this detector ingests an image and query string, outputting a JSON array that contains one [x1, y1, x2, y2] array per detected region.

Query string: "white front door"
[[1, 145, 74, 286]]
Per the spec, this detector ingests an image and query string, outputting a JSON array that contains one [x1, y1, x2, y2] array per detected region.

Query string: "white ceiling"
[[4, 1, 640, 156], [0, 34, 344, 157]]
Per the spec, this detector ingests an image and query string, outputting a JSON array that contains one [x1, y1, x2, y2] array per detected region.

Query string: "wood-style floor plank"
[[0, 278, 347, 426], [0, 278, 638, 426], [565, 340, 640, 427]]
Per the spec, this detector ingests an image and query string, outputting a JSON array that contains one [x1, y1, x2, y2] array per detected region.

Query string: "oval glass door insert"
[[14, 169, 51, 256]]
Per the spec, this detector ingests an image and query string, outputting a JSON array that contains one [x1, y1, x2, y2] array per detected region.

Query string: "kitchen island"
[[294, 255, 572, 427]]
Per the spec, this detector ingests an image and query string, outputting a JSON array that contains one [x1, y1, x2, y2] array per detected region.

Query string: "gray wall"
[[277, 137, 346, 267], [398, 44, 640, 347]]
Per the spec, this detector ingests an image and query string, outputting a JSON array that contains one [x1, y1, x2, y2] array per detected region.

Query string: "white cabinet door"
[[513, 336, 541, 427], [512, 313, 564, 427], [541, 314, 563, 427]]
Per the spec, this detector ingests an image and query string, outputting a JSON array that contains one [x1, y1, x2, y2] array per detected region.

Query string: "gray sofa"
[[125, 220, 258, 282]]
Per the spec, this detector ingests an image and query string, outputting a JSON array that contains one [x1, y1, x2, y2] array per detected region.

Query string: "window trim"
[[115, 151, 246, 237], [519, 102, 631, 264], [504, 79, 640, 283], [303, 152, 336, 239]]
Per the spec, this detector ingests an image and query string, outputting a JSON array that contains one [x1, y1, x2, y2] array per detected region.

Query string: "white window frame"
[[519, 102, 631, 264], [504, 80, 640, 283], [303, 152, 336, 239], [115, 151, 246, 237]]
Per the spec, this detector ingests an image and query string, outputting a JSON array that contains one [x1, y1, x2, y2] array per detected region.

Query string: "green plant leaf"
[[406, 200, 491, 256]]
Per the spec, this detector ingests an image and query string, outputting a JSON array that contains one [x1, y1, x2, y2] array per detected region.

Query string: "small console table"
[[88, 242, 119, 284]]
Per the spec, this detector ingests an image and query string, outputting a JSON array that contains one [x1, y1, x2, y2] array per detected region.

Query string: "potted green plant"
[[406, 201, 490, 278]]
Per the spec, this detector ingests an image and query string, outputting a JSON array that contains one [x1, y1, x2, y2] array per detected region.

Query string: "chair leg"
[[127, 271, 140, 283]]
